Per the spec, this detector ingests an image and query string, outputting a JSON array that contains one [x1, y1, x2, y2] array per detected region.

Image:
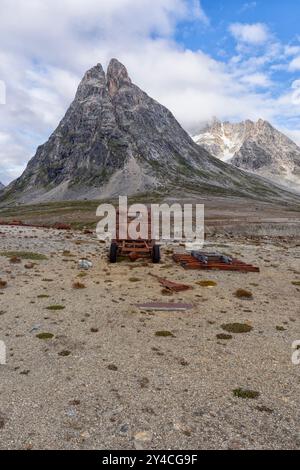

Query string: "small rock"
[[78, 259, 93, 270], [134, 431, 153, 449]]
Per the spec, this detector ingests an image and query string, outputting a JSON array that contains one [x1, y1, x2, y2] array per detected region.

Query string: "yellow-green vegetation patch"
[[234, 289, 253, 299], [0, 251, 48, 261], [233, 388, 260, 399], [37, 294, 50, 299], [292, 281, 300, 286], [196, 280, 217, 287], [129, 277, 141, 282], [62, 250, 75, 257], [46, 305, 65, 311], [36, 332, 54, 340], [216, 333, 232, 340], [155, 330, 175, 337], [77, 272, 87, 278], [222, 323, 253, 334], [276, 325, 286, 331], [58, 350, 71, 356]]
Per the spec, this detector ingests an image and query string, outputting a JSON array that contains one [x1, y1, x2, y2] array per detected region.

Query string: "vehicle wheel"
[[152, 244, 160, 264], [109, 242, 118, 263]]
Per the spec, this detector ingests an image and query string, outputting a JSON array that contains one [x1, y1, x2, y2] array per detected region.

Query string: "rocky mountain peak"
[[193, 118, 300, 192], [75, 63, 106, 102], [107, 58, 131, 97]]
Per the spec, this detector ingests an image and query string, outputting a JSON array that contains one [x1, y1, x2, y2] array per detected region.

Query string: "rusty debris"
[[150, 273, 192, 292], [109, 209, 160, 264], [173, 252, 260, 272], [136, 302, 193, 311]]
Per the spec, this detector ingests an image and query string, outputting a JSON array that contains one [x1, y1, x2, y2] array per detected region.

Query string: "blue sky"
[[0, 0, 300, 184]]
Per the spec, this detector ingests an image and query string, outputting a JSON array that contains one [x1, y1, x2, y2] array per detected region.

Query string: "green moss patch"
[[46, 305, 65, 311], [36, 332, 54, 340], [0, 251, 48, 261], [276, 325, 286, 331], [216, 333, 233, 340], [233, 388, 260, 399], [58, 350, 71, 356], [235, 289, 253, 299], [155, 330, 175, 337], [197, 280, 217, 287], [222, 323, 253, 334]]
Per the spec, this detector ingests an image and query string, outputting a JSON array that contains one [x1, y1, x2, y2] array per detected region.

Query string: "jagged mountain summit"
[[1, 59, 300, 205], [193, 118, 300, 192]]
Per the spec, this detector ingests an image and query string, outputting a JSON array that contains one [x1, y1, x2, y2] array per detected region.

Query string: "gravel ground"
[[0, 225, 299, 450]]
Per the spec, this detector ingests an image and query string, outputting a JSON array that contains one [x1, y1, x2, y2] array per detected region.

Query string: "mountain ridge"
[[1, 60, 300, 206], [193, 118, 300, 193]]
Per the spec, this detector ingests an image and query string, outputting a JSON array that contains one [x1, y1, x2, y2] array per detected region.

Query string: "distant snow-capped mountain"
[[193, 118, 300, 192]]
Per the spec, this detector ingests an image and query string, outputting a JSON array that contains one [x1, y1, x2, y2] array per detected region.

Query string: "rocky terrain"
[[1, 60, 300, 206], [193, 119, 300, 192], [0, 223, 299, 450], [0, 183, 4, 191]]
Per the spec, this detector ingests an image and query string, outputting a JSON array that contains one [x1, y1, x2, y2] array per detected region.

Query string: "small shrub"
[[129, 277, 141, 282], [9, 256, 21, 264], [58, 350, 71, 356], [233, 388, 260, 399], [235, 289, 253, 299], [0, 280, 7, 289], [46, 305, 65, 311], [276, 325, 286, 331], [197, 280, 217, 287], [1, 251, 47, 261], [216, 333, 232, 340], [155, 330, 174, 337], [72, 282, 86, 289], [77, 272, 87, 278], [221, 323, 253, 334], [36, 332, 54, 340], [292, 281, 300, 286]]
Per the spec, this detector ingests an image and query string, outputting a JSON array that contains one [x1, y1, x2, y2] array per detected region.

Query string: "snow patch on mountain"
[[193, 118, 300, 193]]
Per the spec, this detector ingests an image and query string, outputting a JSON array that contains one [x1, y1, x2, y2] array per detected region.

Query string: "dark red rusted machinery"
[[172, 253, 260, 272], [109, 208, 160, 263]]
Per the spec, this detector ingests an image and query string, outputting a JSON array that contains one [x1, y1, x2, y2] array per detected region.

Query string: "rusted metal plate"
[[150, 274, 192, 292], [136, 302, 193, 311]]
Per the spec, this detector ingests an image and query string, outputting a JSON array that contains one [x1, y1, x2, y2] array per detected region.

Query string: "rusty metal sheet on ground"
[[135, 302, 193, 311]]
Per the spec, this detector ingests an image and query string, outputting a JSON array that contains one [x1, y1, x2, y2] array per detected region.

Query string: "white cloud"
[[284, 45, 300, 56], [240, 73, 271, 88], [190, 0, 209, 25], [289, 56, 300, 71], [229, 22, 270, 45], [239, 2, 257, 13]]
